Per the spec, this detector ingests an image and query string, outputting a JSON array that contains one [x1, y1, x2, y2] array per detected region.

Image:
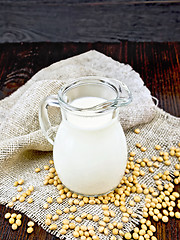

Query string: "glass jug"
[[39, 76, 132, 196]]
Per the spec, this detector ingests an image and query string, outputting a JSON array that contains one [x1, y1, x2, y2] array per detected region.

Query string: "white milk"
[[53, 97, 127, 196]]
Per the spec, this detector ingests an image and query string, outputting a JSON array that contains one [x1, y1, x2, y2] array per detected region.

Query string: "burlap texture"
[[0, 51, 179, 239]]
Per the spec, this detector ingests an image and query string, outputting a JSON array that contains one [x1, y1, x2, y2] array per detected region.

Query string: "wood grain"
[[0, 1, 180, 42], [0, 42, 179, 115], [0, 42, 179, 240]]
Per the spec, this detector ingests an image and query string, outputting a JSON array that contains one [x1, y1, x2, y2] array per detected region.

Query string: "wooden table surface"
[[0, 42, 179, 240]]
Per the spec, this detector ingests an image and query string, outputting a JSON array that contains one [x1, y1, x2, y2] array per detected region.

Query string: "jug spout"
[[87, 79, 132, 113], [109, 79, 132, 107]]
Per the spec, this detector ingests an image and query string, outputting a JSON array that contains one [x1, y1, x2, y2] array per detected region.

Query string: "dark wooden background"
[[0, 0, 180, 42], [0, 42, 179, 240], [0, 42, 179, 116]]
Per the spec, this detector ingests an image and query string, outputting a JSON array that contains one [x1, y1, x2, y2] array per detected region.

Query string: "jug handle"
[[39, 95, 60, 145]]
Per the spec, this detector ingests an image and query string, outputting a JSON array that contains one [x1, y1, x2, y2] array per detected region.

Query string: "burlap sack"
[[0, 51, 179, 239]]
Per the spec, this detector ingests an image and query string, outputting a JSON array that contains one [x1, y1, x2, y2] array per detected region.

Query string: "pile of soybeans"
[[5, 128, 180, 240]]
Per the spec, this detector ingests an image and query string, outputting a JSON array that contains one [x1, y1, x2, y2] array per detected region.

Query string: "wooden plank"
[[0, 1, 179, 42], [1, 0, 180, 4], [0, 42, 179, 114]]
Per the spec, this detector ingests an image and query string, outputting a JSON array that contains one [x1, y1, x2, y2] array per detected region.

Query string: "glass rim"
[[58, 76, 132, 114]]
